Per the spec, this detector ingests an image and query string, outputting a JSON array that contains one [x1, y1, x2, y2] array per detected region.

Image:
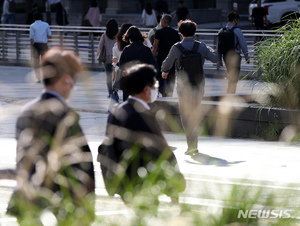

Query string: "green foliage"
[[253, 20, 300, 108]]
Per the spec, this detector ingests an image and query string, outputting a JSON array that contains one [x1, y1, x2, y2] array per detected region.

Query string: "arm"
[[97, 34, 104, 57], [152, 39, 159, 56], [97, 35, 105, 65], [161, 45, 179, 79], [204, 44, 220, 64], [47, 25, 52, 39], [235, 29, 250, 62], [29, 25, 34, 46]]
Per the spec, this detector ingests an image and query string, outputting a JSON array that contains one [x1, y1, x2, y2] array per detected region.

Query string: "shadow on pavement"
[[186, 152, 245, 166]]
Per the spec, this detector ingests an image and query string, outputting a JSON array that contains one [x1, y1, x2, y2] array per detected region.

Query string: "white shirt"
[[30, 20, 52, 43], [141, 9, 156, 27], [129, 96, 150, 110]]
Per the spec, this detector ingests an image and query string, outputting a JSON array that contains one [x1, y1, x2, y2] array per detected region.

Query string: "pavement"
[[1, 65, 300, 224]]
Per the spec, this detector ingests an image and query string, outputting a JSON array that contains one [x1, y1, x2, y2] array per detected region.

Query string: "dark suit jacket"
[[7, 92, 95, 221], [105, 98, 185, 198], [119, 41, 158, 71]]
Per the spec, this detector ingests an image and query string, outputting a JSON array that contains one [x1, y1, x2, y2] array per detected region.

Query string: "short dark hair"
[[178, 20, 197, 37], [123, 26, 144, 43], [33, 11, 42, 20], [124, 64, 156, 95], [162, 14, 172, 25], [91, 0, 98, 7], [227, 11, 240, 22], [178, 1, 184, 4]]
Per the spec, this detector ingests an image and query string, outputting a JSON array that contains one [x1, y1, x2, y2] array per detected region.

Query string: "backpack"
[[175, 41, 203, 87], [217, 26, 237, 55], [149, 28, 157, 45], [8, 0, 16, 13]]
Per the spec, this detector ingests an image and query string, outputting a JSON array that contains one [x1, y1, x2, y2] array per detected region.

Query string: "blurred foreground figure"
[[7, 48, 95, 225], [98, 64, 185, 215]]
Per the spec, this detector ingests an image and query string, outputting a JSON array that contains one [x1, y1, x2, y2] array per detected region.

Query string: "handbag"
[[97, 45, 106, 63]]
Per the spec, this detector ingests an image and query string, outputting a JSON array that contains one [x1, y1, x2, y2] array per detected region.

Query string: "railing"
[[0, 24, 279, 73]]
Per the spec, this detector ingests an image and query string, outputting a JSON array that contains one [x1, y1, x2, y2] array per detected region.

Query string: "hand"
[[98, 61, 103, 66], [162, 72, 168, 79], [218, 61, 223, 66], [246, 58, 250, 64]]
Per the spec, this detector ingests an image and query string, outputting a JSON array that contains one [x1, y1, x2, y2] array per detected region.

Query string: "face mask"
[[150, 87, 158, 102]]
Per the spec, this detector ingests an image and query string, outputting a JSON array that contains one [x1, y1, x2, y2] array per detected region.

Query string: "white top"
[[141, 9, 156, 27], [112, 42, 122, 62]]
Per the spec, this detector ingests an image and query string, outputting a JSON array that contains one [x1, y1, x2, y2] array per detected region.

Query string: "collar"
[[182, 37, 194, 42], [129, 96, 150, 110], [43, 89, 67, 104]]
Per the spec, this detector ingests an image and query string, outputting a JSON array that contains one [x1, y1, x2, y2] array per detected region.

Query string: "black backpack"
[[218, 26, 237, 55], [175, 41, 203, 87], [8, 0, 16, 13]]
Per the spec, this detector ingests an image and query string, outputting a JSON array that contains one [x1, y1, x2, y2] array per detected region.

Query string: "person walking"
[[161, 20, 220, 155], [148, 14, 162, 45], [251, 0, 268, 30], [111, 23, 132, 103], [30, 11, 52, 83], [152, 14, 181, 97], [97, 19, 119, 98], [119, 26, 158, 101], [173, 0, 191, 22], [55, 2, 68, 26], [83, 0, 100, 27], [2, 0, 16, 24], [26, 3, 39, 25], [100, 63, 185, 212], [217, 11, 250, 94], [141, 2, 156, 28], [6, 47, 95, 225]]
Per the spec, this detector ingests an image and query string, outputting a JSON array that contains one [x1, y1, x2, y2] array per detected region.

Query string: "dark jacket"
[[103, 98, 185, 198], [7, 92, 95, 222], [119, 41, 158, 71]]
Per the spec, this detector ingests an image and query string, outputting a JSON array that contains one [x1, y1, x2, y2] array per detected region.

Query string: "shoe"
[[185, 148, 198, 155], [36, 80, 41, 83], [107, 95, 110, 99]]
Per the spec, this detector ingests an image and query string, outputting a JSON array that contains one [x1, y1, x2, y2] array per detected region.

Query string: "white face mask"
[[150, 87, 158, 102], [150, 81, 159, 102]]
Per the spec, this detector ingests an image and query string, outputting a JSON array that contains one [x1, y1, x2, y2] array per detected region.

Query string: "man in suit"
[[7, 48, 95, 225], [152, 14, 181, 97], [103, 64, 185, 213]]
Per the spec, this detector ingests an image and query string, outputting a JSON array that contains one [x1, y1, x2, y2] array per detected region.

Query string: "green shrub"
[[253, 19, 300, 109]]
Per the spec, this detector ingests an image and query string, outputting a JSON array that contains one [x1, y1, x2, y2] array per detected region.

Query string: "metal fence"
[[0, 24, 278, 73]]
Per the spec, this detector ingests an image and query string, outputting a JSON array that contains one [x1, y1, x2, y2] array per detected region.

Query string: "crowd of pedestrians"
[[4, 0, 258, 223]]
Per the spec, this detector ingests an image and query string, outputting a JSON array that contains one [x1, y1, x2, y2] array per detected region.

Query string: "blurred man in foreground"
[[7, 48, 95, 225]]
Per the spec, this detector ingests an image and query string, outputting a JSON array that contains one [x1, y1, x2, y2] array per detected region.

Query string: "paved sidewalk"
[[0, 65, 299, 186], [1, 65, 300, 226]]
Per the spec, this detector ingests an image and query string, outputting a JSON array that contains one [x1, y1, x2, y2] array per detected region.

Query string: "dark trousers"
[[32, 43, 48, 81], [105, 63, 113, 96]]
